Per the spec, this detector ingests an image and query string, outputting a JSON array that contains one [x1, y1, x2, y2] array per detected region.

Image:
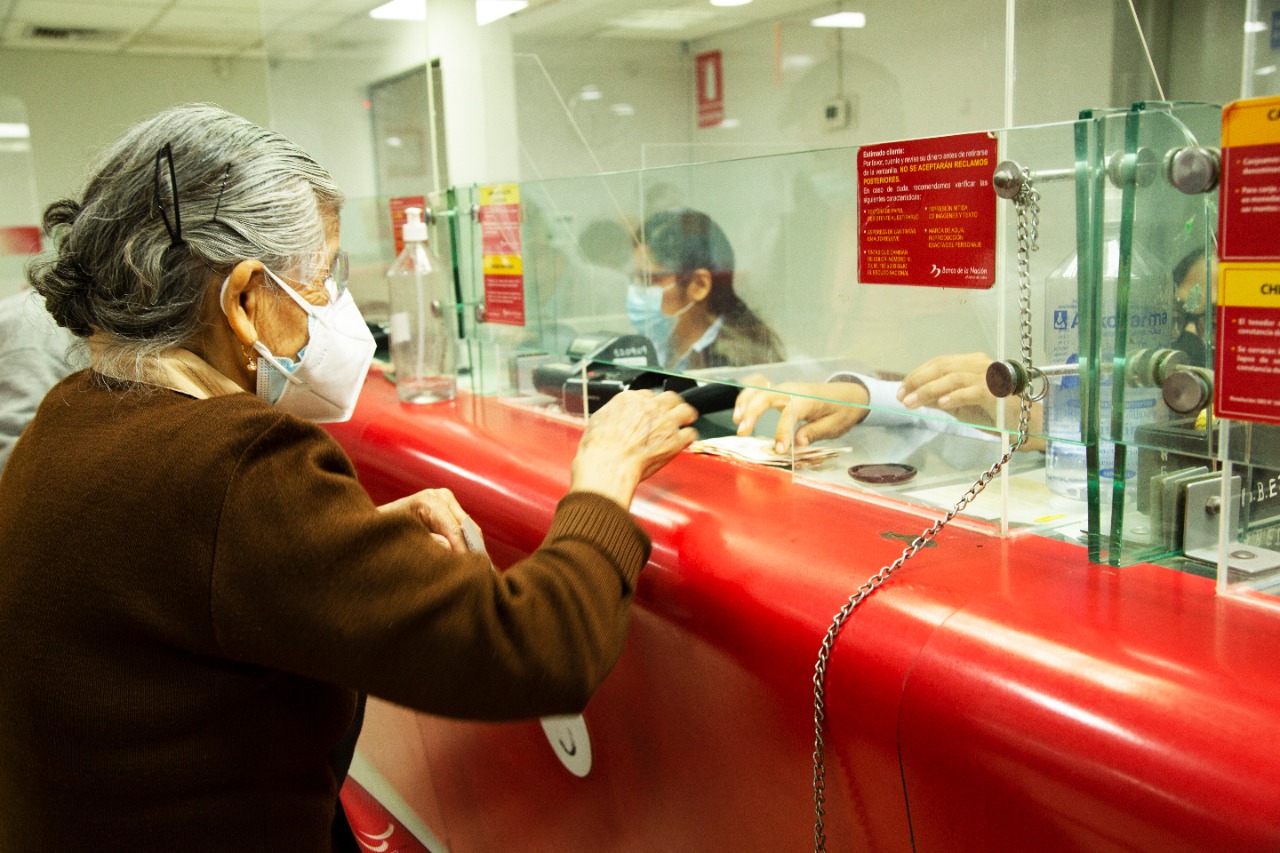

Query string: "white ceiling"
[[0, 0, 840, 59]]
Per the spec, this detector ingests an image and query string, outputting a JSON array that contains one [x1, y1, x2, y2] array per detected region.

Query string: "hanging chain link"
[[812, 174, 1041, 853]]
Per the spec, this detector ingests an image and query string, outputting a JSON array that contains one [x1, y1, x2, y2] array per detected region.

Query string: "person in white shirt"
[[732, 351, 1045, 454], [0, 289, 84, 474]]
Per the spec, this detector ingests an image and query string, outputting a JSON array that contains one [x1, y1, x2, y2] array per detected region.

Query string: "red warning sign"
[[857, 132, 998, 288], [695, 50, 724, 129]]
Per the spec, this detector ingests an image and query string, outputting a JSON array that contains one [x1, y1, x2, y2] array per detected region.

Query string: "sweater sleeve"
[[208, 412, 651, 721]]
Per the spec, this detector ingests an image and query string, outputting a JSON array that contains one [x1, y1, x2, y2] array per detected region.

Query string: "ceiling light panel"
[[811, 11, 867, 28]]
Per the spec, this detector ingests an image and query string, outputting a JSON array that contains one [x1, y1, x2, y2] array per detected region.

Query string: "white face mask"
[[220, 266, 376, 423]]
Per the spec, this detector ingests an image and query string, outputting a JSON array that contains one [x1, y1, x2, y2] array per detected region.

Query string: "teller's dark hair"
[[642, 208, 784, 363]]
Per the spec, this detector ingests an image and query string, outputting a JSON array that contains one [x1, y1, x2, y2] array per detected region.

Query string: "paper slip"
[[690, 435, 850, 468]]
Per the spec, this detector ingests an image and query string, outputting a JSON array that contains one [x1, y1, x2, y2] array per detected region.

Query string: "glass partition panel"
[[1095, 98, 1280, 599], [464, 116, 1141, 538], [1102, 101, 1223, 567]]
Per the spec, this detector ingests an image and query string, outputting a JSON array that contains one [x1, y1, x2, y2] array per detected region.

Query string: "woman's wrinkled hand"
[[378, 487, 473, 552], [570, 389, 699, 508], [732, 376, 870, 453]]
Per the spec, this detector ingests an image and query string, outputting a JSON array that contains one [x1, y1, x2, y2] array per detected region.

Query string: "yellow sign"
[[482, 254, 523, 276], [1218, 262, 1280, 308], [1222, 96, 1280, 149], [479, 183, 520, 206]]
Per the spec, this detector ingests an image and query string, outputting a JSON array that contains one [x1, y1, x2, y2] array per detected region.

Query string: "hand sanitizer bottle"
[[388, 207, 456, 403]]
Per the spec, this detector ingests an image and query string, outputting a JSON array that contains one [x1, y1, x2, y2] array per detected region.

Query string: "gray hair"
[[27, 103, 343, 380]]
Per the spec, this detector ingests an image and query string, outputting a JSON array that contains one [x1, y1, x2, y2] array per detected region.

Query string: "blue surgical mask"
[[627, 283, 673, 346], [626, 281, 693, 366], [257, 343, 307, 405]]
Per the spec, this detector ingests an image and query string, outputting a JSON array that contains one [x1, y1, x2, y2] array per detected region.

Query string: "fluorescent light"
[[811, 11, 866, 28], [578, 85, 602, 101], [369, 0, 425, 21], [0, 123, 31, 139], [1245, 20, 1267, 33], [476, 0, 527, 25], [710, 0, 753, 6], [610, 103, 635, 117], [1256, 65, 1277, 76]]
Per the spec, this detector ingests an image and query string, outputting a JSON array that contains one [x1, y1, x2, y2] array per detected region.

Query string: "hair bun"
[[26, 198, 97, 336]]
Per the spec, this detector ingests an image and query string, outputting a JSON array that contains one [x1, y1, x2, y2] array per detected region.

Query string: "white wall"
[[511, 37, 691, 178], [427, 0, 520, 186], [0, 48, 271, 297], [0, 48, 271, 209]]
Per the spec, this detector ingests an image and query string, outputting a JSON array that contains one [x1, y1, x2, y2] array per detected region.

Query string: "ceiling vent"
[[23, 25, 124, 44]]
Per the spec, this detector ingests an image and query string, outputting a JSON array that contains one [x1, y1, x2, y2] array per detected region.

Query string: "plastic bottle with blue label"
[[388, 207, 457, 403], [1043, 208, 1168, 499]]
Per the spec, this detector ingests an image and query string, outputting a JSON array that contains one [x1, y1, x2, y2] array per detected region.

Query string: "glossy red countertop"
[[328, 372, 1280, 852]]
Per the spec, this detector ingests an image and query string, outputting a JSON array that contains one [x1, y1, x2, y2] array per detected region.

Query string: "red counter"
[[327, 373, 1280, 853]]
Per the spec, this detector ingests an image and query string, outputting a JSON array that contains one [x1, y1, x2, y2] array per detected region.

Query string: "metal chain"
[[812, 175, 1041, 852]]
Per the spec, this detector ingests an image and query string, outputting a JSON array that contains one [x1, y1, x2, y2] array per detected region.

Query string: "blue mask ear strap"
[[252, 339, 305, 387]]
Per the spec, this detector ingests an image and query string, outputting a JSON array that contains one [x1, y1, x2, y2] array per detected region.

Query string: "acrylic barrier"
[[452, 121, 1080, 555], [400, 102, 1276, 598], [326, 371, 1280, 853]]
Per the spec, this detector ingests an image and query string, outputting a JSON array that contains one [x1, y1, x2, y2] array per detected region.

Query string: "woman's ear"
[[220, 260, 266, 348], [687, 268, 713, 303]]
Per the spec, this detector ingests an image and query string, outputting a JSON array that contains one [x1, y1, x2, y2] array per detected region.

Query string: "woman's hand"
[[570, 389, 699, 508], [379, 488, 473, 552], [897, 352, 1044, 449], [733, 377, 869, 453], [896, 352, 1000, 425]]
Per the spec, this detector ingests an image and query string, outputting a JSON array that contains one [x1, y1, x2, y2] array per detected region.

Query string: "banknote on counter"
[[689, 436, 849, 468]]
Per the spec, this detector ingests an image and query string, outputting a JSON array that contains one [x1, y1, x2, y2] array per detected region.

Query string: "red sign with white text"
[[857, 132, 997, 288], [1219, 97, 1280, 262], [479, 184, 525, 326], [1214, 264, 1280, 425], [1213, 98, 1280, 424], [695, 50, 724, 129]]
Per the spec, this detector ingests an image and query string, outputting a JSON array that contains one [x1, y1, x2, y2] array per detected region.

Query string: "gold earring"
[[242, 344, 257, 371]]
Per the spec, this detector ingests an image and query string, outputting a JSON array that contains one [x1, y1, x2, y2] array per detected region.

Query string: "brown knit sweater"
[[0, 371, 650, 851]]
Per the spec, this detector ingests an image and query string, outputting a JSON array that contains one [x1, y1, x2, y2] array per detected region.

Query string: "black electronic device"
[[533, 333, 667, 414], [677, 381, 741, 417], [531, 333, 741, 417]]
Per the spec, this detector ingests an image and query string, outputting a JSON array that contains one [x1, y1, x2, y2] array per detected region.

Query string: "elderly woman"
[[0, 104, 697, 850], [628, 208, 785, 371]]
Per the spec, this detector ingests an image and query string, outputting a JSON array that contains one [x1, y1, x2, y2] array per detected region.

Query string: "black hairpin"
[[154, 142, 183, 247], [211, 162, 232, 225]]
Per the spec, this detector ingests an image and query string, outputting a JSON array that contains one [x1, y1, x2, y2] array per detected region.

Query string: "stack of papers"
[[689, 436, 850, 468]]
